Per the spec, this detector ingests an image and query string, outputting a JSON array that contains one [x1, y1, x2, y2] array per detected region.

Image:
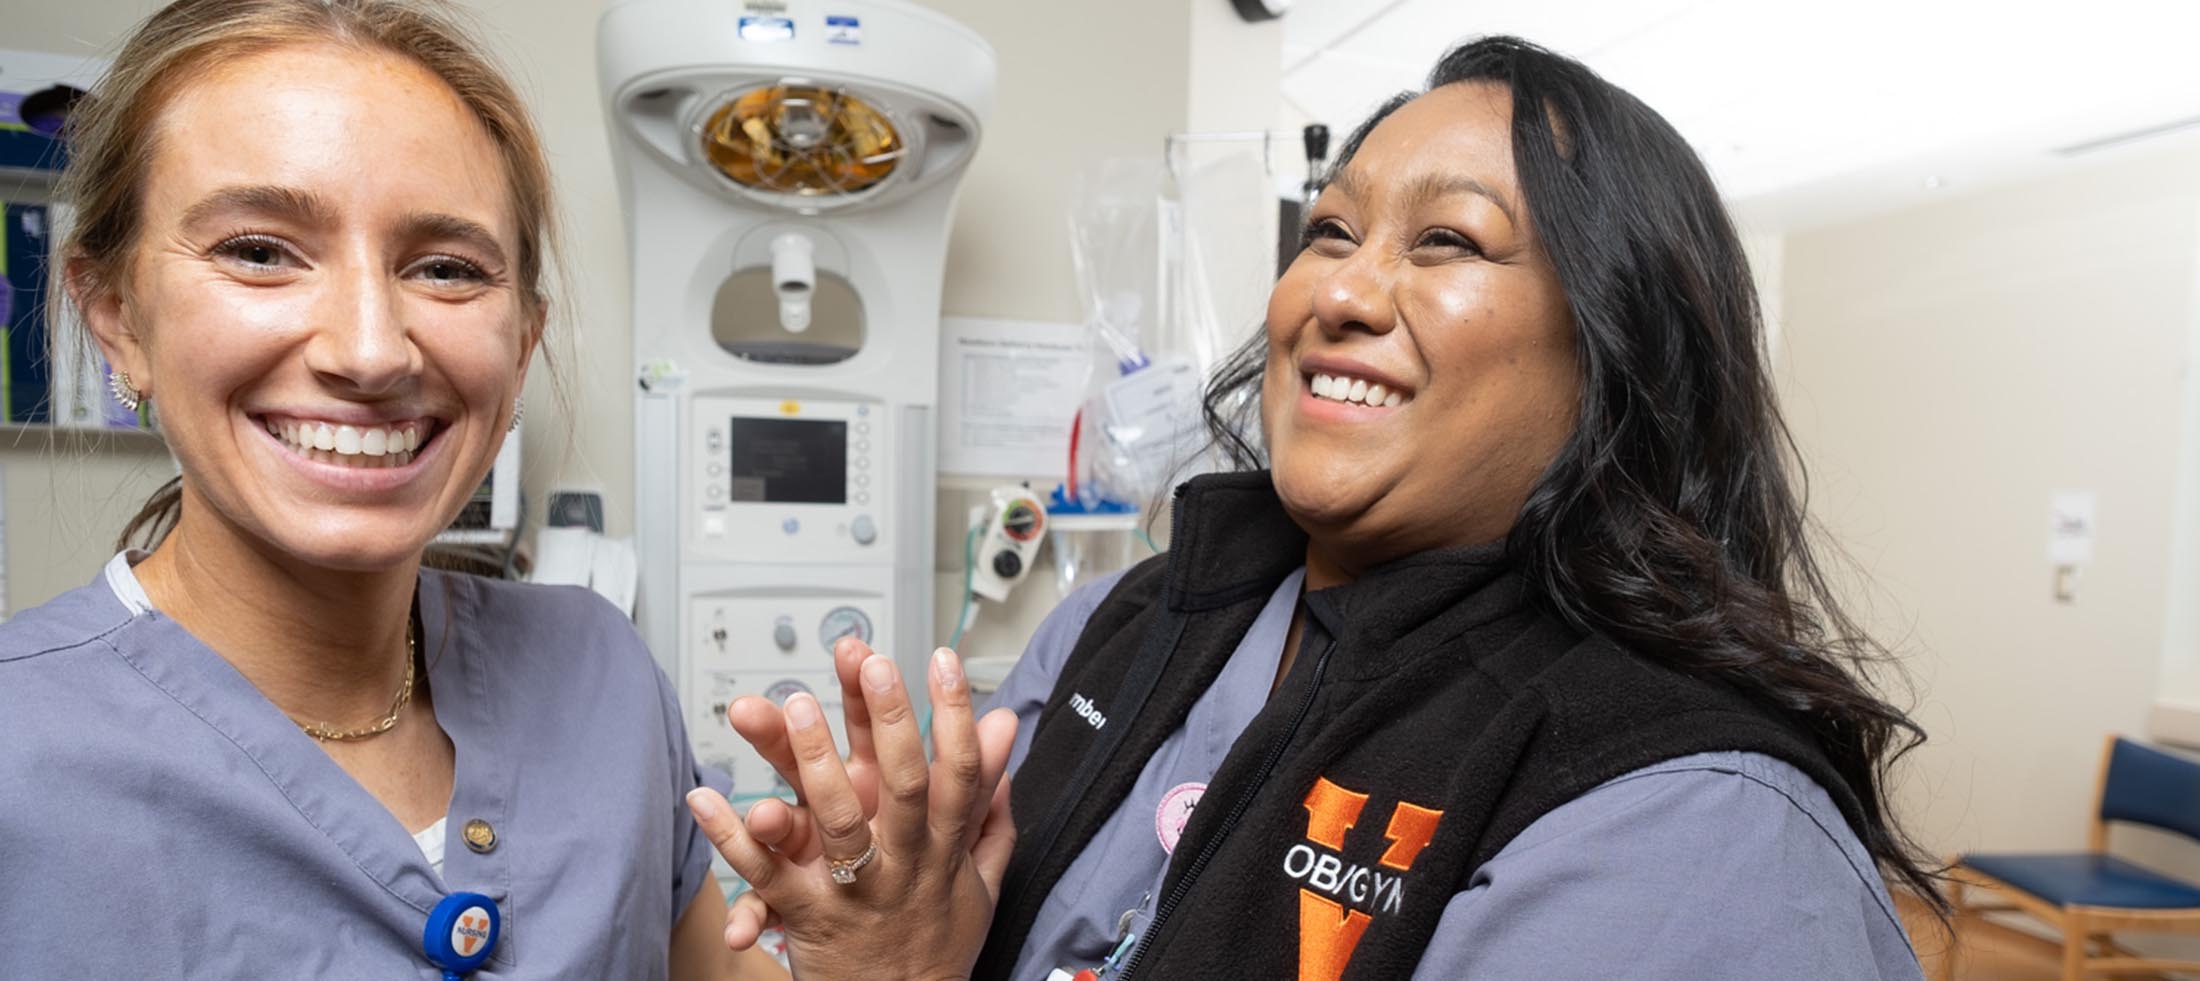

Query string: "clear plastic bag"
[[1064, 159, 1208, 511]]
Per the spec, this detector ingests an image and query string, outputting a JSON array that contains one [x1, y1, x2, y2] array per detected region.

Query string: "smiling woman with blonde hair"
[[0, 2, 778, 977]]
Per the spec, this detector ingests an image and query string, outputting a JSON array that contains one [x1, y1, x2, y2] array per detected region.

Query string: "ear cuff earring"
[[108, 369, 143, 412], [509, 395, 524, 434]]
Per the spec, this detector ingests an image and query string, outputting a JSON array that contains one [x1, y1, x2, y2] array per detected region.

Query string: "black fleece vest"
[[974, 472, 1866, 981]]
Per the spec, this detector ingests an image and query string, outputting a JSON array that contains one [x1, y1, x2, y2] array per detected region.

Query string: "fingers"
[[781, 691, 872, 865], [834, 638, 882, 817], [966, 707, 1019, 832], [728, 696, 805, 800], [856, 653, 932, 856], [746, 797, 821, 864], [687, 787, 787, 895], [925, 647, 985, 846], [726, 890, 771, 951], [745, 796, 797, 849], [972, 776, 1016, 903], [835, 637, 878, 760]]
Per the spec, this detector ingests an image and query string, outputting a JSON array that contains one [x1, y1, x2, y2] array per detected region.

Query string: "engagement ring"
[[828, 840, 877, 885]]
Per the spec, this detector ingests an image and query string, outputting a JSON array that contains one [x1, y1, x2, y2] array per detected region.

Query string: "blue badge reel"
[[423, 892, 501, 979]]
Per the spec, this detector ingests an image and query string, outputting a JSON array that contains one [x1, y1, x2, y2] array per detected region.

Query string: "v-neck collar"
[[105, 566, 520, 968], [418, 572, 521, 960]]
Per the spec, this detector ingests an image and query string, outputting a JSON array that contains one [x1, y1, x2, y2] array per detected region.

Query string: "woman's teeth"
[[1310, 372, 1406, 408], [267, 419, 422, 468]]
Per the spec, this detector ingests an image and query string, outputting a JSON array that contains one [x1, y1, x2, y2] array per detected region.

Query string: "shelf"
[[938, 472, 1056, 491], [0, 422, 165, 449], [434, 527, 517, 547], [0, 165, 58, 194], [1046, 511, 1142, 532]]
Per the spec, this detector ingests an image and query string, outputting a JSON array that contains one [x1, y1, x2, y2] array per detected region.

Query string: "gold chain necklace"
[[295, 625, 417, 742]]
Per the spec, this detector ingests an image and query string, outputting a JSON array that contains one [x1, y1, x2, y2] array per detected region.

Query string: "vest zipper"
[[1113, 633, 1338, 980]]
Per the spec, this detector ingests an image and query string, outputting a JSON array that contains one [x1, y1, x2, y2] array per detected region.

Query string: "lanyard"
[[423, 892, 501, 979], [1045, 899, 1146, 981]]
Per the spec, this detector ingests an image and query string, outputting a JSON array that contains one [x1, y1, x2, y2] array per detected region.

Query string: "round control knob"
[[1001, 503, 1041, 542], [773, 620, 797, 652], [991, 549, 1023, 579], [851, 515, 878, 545]]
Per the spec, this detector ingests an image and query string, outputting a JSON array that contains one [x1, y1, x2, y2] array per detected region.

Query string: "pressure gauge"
[[818, 605, 874, 653], [762, 679, 813, 705]]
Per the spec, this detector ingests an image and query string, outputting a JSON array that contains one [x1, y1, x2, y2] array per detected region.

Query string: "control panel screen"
[[727, 417, 847, 504]]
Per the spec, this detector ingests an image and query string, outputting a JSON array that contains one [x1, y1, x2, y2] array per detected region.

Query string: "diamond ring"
[[828, 839, 877, 886]]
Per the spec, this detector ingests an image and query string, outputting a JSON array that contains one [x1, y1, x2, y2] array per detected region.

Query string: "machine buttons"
[[772, 617, 798, 652], [706, 427, 724, 451], [851, 514, 878, 545], [971, 487, 1050, 603], [707, 484, 725, 503], [855, 420, 870, 435], [854, 492, 870, 506], [855, 456, 869, 470], [856, 439, 870, 453], [782, 517, 801, 535], [819, 606, 873, 652], [707, 462, 723, 476], [856, 472, 870, 487]]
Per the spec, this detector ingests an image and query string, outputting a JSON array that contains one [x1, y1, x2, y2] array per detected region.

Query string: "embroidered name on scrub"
[[1069, 692, 1107, 730]]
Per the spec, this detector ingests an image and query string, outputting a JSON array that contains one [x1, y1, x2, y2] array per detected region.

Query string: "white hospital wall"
[[0, 435, 174, 609], [922, 0, 1284, 665], [1778, 135, 2200, 857]]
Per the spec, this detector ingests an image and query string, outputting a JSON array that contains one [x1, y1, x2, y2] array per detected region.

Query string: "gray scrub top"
[[0, 561, 719, 979], [984, 570, 1924, 980]]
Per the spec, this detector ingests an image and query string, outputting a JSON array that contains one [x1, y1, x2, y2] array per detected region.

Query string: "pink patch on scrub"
[[1155, 782, 1205, 854]]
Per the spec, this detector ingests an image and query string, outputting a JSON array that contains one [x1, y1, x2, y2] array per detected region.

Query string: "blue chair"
[[1939, 735, 2200, 980]]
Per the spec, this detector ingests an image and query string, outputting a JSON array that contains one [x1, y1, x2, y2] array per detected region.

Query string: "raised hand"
[[726, 635, 884, 819], [689, 646, 1018, 978]]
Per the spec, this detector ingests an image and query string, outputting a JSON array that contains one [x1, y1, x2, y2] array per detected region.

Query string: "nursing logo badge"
[[1154, 782, 1204, 854], [1286, 776, 1444, 981], [422, 891, 501, 978], [452, 910, 491, 956]]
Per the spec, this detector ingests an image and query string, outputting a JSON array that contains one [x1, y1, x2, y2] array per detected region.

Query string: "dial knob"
[[991, 549, 1023, 579], [1000, 503, 1041, 542], [772, 619, 797, 652]]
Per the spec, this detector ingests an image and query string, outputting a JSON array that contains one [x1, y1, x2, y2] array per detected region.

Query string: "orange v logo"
[[1294, 776, 1444, 981]]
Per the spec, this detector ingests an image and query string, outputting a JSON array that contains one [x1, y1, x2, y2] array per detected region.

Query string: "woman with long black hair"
[[689, 36, 1935, 979]]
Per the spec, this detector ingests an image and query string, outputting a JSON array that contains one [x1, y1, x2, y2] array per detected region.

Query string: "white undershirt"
[[412, 817, 449, 879], [101, 550, 451, 876]]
